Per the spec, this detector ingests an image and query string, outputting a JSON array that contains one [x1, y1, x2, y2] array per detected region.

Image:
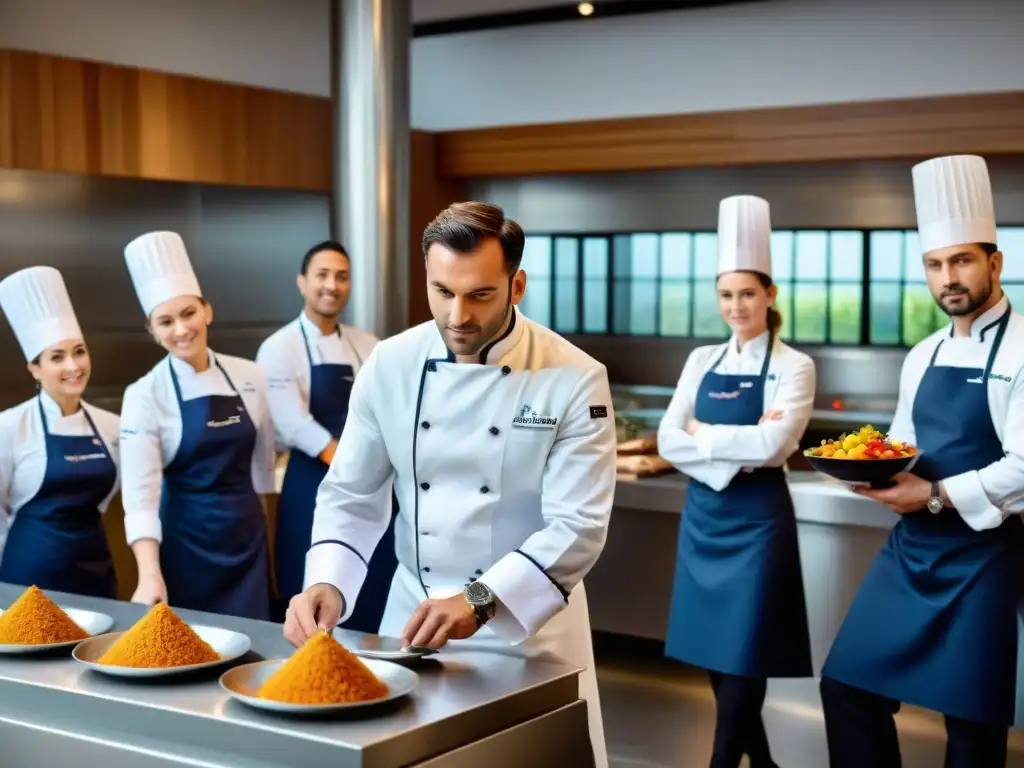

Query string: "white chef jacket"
[[304, 307, 618, 645], [658, 331, 816, 491], [888, 294, 1024, 532], [118, 349, 277, 546], [0, 392, 121, 559], [255, 313, 379, 457]]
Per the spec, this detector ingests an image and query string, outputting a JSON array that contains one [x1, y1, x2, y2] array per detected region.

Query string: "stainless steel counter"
[[0, 584, 593, 768]]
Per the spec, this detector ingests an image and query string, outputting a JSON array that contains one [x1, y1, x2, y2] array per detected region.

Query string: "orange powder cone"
[[0, 585, 88, 645], [257, 630, 389, 705], [98, 603, 219, 668]]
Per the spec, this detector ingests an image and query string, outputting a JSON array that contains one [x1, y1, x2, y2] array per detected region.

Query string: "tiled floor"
[[595, 640, 1024, 768]]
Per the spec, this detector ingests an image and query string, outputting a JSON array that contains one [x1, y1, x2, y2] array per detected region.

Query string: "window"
[[519, 226, 1024, 346]]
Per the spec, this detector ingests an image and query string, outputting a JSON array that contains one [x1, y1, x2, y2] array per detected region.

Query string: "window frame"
[[520, 226, 1024, 348]]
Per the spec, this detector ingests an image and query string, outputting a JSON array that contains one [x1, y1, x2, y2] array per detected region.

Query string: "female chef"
[[118, 231, 277, 620], [657, 195, 815, 768], [0, 266, 121, 598]]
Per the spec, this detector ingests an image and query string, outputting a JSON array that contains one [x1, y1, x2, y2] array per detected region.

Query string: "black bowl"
[[805, 453, 921, 489]]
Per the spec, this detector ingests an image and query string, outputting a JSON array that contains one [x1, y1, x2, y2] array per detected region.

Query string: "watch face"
[[928, 498, 944, 514], [466, 581, 491, 605]]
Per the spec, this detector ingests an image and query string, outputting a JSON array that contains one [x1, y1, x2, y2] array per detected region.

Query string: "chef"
[[820, 155, 1024, 768], [256, 240, 390, 629], [119, 231, 278, 620], [283, 202, 616, 768], [657, 195, 815, 768], [0, 266, 121, 598]]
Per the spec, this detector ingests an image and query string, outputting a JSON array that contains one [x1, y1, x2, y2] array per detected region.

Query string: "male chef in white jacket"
[[820, 155, 1024, 768], [284, 202, 616, 767]]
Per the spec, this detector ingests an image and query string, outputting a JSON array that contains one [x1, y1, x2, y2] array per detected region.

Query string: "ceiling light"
[[577, 2, 594, 16]]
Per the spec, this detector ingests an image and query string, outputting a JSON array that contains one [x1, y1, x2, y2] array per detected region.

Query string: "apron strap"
[[300, 318, 361, 367], [36, 396, 103, 444], [982, 304, 1012, 381], [708, 336, 774, 382], [167, 356, 242, 406], [927, 303, 1012, 374]]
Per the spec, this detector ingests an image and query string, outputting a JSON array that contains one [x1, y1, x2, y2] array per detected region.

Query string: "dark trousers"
[[707, 671, 778, 768], [820, 676, 1008, 768]]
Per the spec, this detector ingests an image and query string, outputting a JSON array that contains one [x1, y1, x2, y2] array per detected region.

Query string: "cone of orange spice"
[[98, 603, 220, 668], [257, 630, 389, 705], [0, 585, 88, 645]]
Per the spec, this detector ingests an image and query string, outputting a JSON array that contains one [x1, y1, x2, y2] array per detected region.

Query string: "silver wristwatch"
[[464, 580, 497, 626], [927, 481, 944, 514]]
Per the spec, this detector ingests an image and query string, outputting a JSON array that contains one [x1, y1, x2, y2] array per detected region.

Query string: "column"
[[330, 0, 411, 339]]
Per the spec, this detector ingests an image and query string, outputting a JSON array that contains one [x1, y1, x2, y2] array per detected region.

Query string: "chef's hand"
[[759, 410, 784, 424], [401, 595, 480, 649], [131, 572, 167, 606], [852, 472, 930, 515], [284, 583, 343, 647], [686, 418, 703, 436]]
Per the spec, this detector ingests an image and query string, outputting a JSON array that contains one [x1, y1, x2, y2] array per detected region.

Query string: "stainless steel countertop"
[[614, 470, 899, 530], [0, 584, 581, 768]]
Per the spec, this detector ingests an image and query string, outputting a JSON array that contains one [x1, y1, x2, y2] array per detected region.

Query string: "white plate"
[[0, 606, 115, 654], [73, 624, 251, 677], [340, 631, 438, 662], [220, 657, 419, 714]]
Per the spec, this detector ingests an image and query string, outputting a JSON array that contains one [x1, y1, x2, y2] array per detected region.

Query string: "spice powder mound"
[[257, 630, 390, 705], [97, 604, 220, 668], [0, 585, 88, 645]]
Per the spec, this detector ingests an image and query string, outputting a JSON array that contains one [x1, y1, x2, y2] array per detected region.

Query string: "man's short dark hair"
[[421, 202, 526, 274], [300, 240, 349, 275]]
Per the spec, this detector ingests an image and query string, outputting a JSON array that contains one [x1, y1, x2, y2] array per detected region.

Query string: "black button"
[[469, 577, 477, 582], [480, 486, 490, 494], [489, 426, 500, 436], [423, 566, 431, 573], [501, 365, 511, 375], [475, 569, 483, 576], [420, 482, 430, 490], [421, 421, 430, 430], [427, 362, 437, 372]]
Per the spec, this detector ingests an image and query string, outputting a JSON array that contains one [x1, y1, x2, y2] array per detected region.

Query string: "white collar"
[[947, 293, 1010, 342], [427, 306, 526, 365], [299, 311, 340, 339], [728, 330, 771, 359], [38, 389, 83, 420], [169, 348, 217, 378]]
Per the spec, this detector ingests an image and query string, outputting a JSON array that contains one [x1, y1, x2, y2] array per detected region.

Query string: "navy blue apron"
[[823, 306, 1022, 727], [159, 358, 270, 621], [0, 399, 117, 598], [274, 322, 397, 632], [665, 342, 813, 678]]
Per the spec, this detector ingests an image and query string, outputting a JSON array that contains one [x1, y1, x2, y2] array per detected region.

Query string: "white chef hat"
[[123, 231, 203, 317], [717, 195, 772, 278], [912, 155, 997, 254], [0, 266, 85, 362]]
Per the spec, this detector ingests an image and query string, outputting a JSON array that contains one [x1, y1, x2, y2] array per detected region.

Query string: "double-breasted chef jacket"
[[119, 350, 278, 613], [303, 307, 617, 768], [256, 313, 390, 628]]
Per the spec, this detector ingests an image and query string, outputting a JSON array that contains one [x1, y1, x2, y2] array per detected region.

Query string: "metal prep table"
[[0, 584, 594, 768]]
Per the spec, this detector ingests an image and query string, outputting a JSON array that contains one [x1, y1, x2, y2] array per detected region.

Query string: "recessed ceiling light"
[[577, 2, 595, 16]]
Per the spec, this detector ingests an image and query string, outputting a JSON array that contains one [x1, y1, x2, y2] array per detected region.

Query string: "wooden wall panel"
[[408, 130, 468, 326], [435, 91, 1024, 177], [0, 49, 331, 191]]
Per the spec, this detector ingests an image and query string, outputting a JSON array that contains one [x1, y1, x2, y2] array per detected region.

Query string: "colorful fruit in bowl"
[[804, 425, 917, 461]]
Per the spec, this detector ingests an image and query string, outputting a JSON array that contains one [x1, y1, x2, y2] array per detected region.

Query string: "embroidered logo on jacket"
[[207, 415, 242, 429], [512, 405, 557, 430]]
